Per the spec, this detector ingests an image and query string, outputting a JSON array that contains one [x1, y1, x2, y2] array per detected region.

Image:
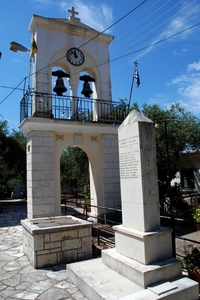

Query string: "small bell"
[[53, 78, 67, 96], [81, 82, 93, 98]]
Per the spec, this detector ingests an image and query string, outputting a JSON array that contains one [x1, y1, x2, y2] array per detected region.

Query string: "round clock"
[[66, 48, 85, 66]]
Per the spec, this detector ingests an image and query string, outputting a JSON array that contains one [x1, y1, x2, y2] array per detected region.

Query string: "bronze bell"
[[53, 78, 67, 96], [81, 82, 93, 98]]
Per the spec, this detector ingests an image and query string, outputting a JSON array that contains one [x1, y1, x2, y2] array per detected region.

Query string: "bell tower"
[[20, 8, 121, 219], [29, 7, 114, 118]]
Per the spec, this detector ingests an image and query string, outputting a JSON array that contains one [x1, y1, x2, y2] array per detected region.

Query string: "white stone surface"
[[102, 248, 182, 288], [114, 225, 173, 264], [118, 111, 160, 231], [29, 14, 113, 111], [67, 257, 199, 300]]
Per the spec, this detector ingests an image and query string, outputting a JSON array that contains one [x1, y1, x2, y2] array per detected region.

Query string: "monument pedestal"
[[102, 248, 182, 289], [114, 225, 173, 265]]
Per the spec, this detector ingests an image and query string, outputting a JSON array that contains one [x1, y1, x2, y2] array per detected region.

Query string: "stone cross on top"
[[68, 7, 79, 18]]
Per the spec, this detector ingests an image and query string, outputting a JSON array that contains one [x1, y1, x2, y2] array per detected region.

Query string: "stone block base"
[[114, 225, 173, 264], [102, 248, 182, 288], [21, 216, 92, 268]]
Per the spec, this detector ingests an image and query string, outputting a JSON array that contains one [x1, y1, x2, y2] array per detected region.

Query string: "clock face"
[[66, 48, 85, 66]]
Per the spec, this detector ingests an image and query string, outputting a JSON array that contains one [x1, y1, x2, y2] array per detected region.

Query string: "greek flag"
[[134, 65, 140, 87]]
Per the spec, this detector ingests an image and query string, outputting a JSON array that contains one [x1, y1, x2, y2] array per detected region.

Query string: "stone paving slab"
[[0, 202, 88, 300]]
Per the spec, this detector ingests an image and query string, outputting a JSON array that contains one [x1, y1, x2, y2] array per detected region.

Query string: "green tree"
[[0, 121, 26, 198], [134, 102, 200, 203], [60, 147, 89, 194]]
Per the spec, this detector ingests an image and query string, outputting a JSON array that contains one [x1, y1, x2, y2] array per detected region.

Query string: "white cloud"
[[60, 0, 113, 32], [161, 2, 200, 41], [170, 61, 200, 115], [187, 60, 200, 71], [30, 0, 55, 4]]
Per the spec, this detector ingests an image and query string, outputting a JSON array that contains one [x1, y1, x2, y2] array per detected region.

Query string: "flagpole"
[[28, 58, 32, 91], [128, 60, 138, 112]]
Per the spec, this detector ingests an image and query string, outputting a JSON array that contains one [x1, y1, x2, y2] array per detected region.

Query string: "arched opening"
[[52, 66, 69, 97], [78, 70, 96, 99], [60, 146, 90, 214]]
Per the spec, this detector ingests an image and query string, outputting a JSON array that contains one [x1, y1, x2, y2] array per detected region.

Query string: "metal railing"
[[62, 198, 200, 257], [20, 90, 129, 125]]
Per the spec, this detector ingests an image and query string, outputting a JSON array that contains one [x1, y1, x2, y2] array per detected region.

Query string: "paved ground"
[[0, 201, 88, 300], [0, 200, 199, 299]]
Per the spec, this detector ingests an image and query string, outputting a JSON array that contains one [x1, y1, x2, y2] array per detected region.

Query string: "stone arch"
[[54, 131, 104, 216]]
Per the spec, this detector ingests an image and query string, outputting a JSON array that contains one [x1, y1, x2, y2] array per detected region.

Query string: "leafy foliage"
[[183, 244, 200, 271], [129, 102, 200, 204], [193, 207, 200, 223], [60, 147, 89, 194], [0, 121, 26, 198]]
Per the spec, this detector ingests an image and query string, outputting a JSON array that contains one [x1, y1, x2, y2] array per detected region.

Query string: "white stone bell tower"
[[29, 7, 114, 117], [20, 8, 121, 219]]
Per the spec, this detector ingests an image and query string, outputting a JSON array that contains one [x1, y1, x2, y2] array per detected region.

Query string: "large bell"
[[53, 78, 67, 96], [81, 82, 93, 98]]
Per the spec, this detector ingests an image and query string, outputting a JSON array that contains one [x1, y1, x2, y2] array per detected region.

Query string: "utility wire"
[[1, 1, 200, 107], [29, 0, 148, 80], [0, 78, 27, 105], [110, 0, 161, 39], [111, 1, 199, 59], [69, 21, 200, 74], [78, 0, 147, 49], [0, 85, 24, 91], [111, 0, 184, 54], [113, 0, 174, 47], [0, 0, 147, 106], [111, 21, 200, 63], [34, 0, 200, 89], [0, 0, 147, 104], [1, 20, 200, 97]]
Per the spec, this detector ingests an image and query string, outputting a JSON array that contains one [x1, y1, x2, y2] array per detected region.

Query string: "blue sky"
[[0, 0, 200, 132]]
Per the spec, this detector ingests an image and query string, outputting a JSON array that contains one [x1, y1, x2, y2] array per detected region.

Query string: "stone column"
[[114, 110, 172, 264], [26, 130, 55, 219], [68, 76, 79, 118]]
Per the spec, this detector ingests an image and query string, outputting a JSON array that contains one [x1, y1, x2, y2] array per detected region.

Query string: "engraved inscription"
[[119, 136, 140, 179]]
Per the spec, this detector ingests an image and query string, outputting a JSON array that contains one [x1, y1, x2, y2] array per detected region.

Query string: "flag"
[[30, 34, 38, 58], [0, 52, 2, 59], [134, 65, 140, 87]]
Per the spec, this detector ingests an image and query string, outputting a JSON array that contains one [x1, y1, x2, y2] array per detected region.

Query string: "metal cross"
[[68, 7, 79, 18]]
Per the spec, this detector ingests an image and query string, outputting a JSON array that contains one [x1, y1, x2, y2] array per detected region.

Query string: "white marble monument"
[[67, 110, 199, 299]]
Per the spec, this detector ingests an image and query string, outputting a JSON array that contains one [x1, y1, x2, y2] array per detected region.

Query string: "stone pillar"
[[115, 110, 172, 264], [26, 130, 55, 219], [68, 76, 79, 118], [119, 112, 160, 232], [102, 134, 121, 208]]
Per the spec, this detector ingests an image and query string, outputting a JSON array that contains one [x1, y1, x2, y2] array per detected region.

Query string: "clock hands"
[[72, 49, 78, 58], [66, 48, 84, 66]]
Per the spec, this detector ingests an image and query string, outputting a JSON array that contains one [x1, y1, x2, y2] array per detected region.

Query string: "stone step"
[[67, 257, 199, 300]]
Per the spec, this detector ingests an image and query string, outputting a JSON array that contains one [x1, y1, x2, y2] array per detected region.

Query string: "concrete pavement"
[[0, 201, 88, 300]]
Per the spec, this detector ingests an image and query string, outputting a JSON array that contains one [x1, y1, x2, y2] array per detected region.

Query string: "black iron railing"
[[20, 90, 129, 125]]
